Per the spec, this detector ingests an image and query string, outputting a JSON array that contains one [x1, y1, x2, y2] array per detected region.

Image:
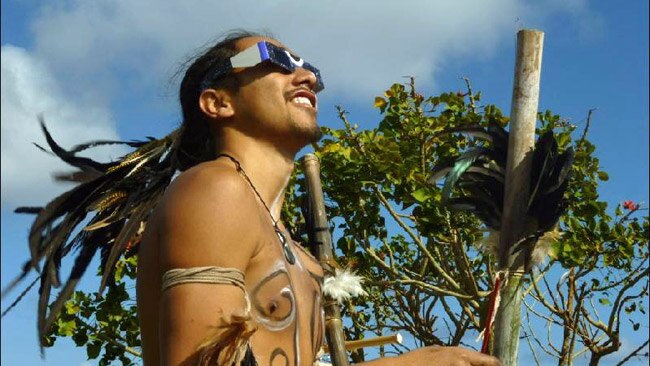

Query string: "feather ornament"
[[196, 312, 257, 366], [89, 191, 128, 212], [429, 122, 574, 269], [323, 268, 368, 304], [3, 118, 180, 346], [476, 226, 562, 267]]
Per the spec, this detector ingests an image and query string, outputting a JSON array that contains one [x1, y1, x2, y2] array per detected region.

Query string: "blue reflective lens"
[[200, 41, 324, 92]]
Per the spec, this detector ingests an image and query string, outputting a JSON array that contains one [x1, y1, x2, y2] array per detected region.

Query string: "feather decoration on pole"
[[428, 120, 574, 270], [323, 268, 368, 305]]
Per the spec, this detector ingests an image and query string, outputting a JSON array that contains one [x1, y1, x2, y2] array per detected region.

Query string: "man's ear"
[[199, 89, 235, 119]]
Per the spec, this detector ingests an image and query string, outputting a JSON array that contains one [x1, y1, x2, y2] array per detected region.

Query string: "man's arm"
[[356, 346, 501, 366], [157, 165, 263, 365]]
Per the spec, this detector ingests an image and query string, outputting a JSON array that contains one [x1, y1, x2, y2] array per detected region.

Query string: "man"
[[136, 32, 501, 365]]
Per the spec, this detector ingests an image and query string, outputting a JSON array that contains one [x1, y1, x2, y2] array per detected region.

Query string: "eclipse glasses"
[[200, 41, 324, 92]]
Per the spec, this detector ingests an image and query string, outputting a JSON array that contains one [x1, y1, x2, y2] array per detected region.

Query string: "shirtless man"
[[136, 31, 501, 366]]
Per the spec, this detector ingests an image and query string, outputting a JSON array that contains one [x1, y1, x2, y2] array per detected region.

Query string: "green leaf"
[[557, 132, 571, 147], [72, 332, 88, 346], [87, 341, 102, 359], [411, 188, 432, 203], [591, 278, 600, 288], [374, 96, 387, 110], [56, 319, 76, 337], [65, 301, 80, 315], [599, 298, 611, 306], [597, 171, 609, 181]]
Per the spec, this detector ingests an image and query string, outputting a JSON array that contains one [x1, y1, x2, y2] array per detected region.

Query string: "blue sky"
[[1, 1, 648, 365]]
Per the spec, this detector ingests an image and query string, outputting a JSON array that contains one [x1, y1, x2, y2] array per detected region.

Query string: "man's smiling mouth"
[[289, 89, 317, 110], [292, 96, 313, 106]]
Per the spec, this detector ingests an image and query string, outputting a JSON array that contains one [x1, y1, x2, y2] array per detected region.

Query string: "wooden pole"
[[492, 29, 544, 365], [302, 154, 351, 366]]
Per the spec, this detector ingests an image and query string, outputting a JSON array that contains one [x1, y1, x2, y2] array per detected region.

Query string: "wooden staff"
[[301, 154, 350, 366]]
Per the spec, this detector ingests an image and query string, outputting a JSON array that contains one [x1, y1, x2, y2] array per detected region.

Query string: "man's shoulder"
[[165, 160, 251, 204], [156, 160, 262, 269], [159, 160, 262, 230]]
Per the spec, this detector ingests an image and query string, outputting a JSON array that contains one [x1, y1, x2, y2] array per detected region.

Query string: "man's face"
[[228, 36, 322, 146]]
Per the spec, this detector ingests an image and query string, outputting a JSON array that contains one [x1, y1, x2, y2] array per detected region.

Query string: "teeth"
[[292, 96, 312, 106]]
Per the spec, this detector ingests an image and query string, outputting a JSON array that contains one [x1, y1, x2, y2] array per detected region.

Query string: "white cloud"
[[1, 0, 600, 208], [27, 0, 599, 99], [1, 45, 125, 209]]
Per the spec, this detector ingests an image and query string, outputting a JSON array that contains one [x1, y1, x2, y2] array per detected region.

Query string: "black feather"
[[430, 122, 574, 265], [447, 196, 502, 230], [457, 174, 504, 213], [28, 189, 74, 270], [464, 166, 505, 182], [98, 190, 161, 293], [486, 118, 508, 155], [8, 124, 180, 351], [39, 117, 110, 173], [528, 131, 558, 208], [442, 122, 509, 162], [29, 184, 96, 271], [15, 206, 43, 214], [40, 242, 99, 343], [68, 139, 147, 154], [53, 170, 103, 183], [541, 147, 575, 195], [440, 125, 495, 142], [37, 270, 52, 349], [442, 148, 493, 201], [32, 143, 54, 155], [1, 260, 33, 299]]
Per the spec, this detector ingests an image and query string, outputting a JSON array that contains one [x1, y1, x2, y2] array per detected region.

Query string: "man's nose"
[[293, 67, 318, 91]]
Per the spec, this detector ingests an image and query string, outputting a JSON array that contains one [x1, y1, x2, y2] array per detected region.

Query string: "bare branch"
[[524, 299, 563, 327], [608, 268, 649, 333], [75, 315, 142, 358], [615, 339, 649, 366], [577, 108, 597, 149], [373, 186, 464, 292], [523, 332, 543, 366], [446, 213, 480, 297], [462, 77, 478, 113]]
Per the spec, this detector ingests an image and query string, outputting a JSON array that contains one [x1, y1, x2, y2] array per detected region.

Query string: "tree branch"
[[373, 186, 464, 292], [615, 339, 649, 366]]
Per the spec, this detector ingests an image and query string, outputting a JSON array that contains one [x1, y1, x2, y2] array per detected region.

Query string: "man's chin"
[[291, 118, 322, 144], [308, 125, 323, 144]]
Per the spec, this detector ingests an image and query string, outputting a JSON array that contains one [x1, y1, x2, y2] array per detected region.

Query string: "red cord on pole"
[[481, 274, 503, 354]]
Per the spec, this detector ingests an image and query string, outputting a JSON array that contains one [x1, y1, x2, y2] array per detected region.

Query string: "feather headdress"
[[4, 117, 180, 347]]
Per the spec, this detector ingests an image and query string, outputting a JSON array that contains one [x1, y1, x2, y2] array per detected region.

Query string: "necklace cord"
[[216, 154, 278, 226], [215, 154, 296, 264]]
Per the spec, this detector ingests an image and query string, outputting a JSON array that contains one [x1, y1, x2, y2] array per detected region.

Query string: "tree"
[[23, 79, 648, 365]]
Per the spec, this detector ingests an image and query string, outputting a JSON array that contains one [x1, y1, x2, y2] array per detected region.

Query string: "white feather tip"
[[323, 269, 368, 304]]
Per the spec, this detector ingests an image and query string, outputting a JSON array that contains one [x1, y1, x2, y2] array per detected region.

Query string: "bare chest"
[[245, 230, 324, 365]]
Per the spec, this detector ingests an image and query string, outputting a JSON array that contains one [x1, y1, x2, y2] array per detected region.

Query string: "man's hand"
[[358, 346, 501, 366]]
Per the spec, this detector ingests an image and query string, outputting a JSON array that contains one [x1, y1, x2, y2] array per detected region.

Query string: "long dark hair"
[[174, 29, 267, 171]]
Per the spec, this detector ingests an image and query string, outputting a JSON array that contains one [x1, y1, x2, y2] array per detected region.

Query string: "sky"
[[1, 1, 648, 365]]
